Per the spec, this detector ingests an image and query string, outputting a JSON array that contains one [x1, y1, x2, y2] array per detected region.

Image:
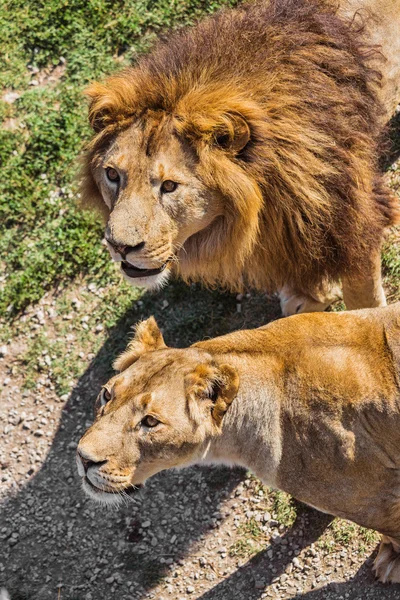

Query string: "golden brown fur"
[[81, 0, 399, 309], [77, 304, 400, 583]]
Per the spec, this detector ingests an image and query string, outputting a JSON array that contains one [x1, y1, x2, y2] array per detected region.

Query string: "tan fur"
[[81, 0, 400, 312], [78, 304, 400, 582]]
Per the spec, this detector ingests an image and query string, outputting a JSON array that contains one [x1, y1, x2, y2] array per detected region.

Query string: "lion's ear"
[[214, 113, 250, 153], [113, 317, 166, 372], [85, 79, 136, 133], [184, 363, 239, 428], [85, 82, 115, 133]]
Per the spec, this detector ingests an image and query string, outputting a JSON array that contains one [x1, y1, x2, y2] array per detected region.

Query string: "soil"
[[1, 285, 400, 600]]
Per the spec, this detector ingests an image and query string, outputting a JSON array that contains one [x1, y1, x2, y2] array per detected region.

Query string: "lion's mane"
[[83, 0, 399, 295]]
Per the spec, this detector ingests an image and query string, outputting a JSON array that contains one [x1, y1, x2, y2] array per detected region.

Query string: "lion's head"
[[76, 317, 239, 504], [81, 75, 261, 291], [81, 0, 398, 296]]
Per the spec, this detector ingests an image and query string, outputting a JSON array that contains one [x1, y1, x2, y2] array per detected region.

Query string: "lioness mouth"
[[84, 476, 143, 497], [121, 261, 167, 279]]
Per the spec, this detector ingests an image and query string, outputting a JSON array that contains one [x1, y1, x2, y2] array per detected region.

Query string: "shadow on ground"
[[2, 278, 400, 599], [0, 282, 283, 599]]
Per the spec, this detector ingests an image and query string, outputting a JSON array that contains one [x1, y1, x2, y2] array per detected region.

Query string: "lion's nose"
[[105, 233, 145, 258]]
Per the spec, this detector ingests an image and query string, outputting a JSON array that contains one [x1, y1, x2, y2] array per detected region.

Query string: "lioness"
[[81, 0, 400, 316], [78, 304, 400, 583]]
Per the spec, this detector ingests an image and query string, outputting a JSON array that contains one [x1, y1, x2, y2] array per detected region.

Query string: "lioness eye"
[[106, 167, 120, 183], [99, 387, 112, 407], [141, 415, 159, 428], [161, 180, 177, 194]]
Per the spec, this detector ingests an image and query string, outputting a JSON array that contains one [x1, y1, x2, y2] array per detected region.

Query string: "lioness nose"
[[105, 235, 145, 258], [77, 448, 103, 473]]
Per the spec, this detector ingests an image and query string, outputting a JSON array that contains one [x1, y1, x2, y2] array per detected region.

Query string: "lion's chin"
[[81, 477, 143, 506], [121, 263, 171, 290]]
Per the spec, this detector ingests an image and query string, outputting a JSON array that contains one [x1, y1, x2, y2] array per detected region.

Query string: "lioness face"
[[76, 319, 239, 505], [91, 118, 223, 289]]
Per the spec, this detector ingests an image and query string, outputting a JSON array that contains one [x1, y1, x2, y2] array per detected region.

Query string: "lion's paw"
[[373, 536, 400, 584]]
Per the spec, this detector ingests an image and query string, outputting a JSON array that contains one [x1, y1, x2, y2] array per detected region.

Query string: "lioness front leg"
[[373, 535, 400, 583], [342, 248, 386, 310], [279, 283, 342, 317]]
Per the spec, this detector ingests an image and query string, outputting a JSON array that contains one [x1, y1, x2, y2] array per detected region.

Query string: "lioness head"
[[76, 317, 239, 504]]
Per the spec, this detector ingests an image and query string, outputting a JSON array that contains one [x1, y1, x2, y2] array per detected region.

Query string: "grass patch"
[[229, 518, 265, 558], [270, 490, 297, 528], [0, 0, 235, 317], [318, 520, 379, 554]]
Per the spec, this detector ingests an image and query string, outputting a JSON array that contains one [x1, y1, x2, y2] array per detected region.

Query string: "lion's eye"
[[99, 387, 112, 407], [161, 180, 178, 194], [105, 167, 120, 183], [141, 415, 159, 428]]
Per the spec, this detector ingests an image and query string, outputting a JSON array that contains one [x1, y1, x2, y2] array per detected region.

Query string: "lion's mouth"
[[84, 476, 143, 497], [121, 261, 168, 279]]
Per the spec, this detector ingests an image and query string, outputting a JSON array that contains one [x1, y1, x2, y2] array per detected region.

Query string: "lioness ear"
[[214, 113, 250, 153], [185, 363, 239, 428], [113, 317, 166, 372]]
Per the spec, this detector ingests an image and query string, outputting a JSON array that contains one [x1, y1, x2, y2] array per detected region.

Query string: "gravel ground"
[[1, 288, 400, 600]]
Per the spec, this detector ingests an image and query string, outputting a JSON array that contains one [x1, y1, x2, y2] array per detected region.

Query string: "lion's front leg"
[[279, 283, 342, 317], [373, 535, 400, 584], [342, 248, 386, 310]]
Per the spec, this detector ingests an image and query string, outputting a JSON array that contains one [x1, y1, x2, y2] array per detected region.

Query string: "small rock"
[[2, 92, 20, 104], [0, 346, 8, 358], [187, 586, 195, 594], [255, 580, 265, 590], [263, 512, 271, 522], [142, 520, 151, 528]]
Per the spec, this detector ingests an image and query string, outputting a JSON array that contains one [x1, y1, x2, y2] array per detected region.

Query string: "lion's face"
[[90, 118, 223, 289], [76, 318, 239, 505]]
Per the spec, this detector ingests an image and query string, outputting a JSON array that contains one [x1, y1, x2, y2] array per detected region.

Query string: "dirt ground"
[[2, 283, 400, 600]]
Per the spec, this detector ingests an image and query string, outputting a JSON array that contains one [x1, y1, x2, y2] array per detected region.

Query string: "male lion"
[[81, 0, 400, 315], [78, 305, 400, 583]]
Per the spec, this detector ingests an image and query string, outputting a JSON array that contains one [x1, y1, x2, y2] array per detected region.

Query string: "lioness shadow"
[[197, 504, 400, 600], [1, 282, 283, 599]]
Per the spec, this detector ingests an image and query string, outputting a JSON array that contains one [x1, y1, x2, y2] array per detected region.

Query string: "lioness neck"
[[201, 365, 283, 487]]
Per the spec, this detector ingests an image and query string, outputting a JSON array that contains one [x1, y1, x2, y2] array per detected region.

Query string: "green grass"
[[270, 490, 297, 528], [318, 520, 379, 555], [229, 518, 265, 558], [0, 0, 234, 316]]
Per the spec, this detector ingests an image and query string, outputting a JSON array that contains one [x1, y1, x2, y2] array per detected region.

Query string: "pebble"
[[2, 92, 20, 104], [142, 520, 151, 528]]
